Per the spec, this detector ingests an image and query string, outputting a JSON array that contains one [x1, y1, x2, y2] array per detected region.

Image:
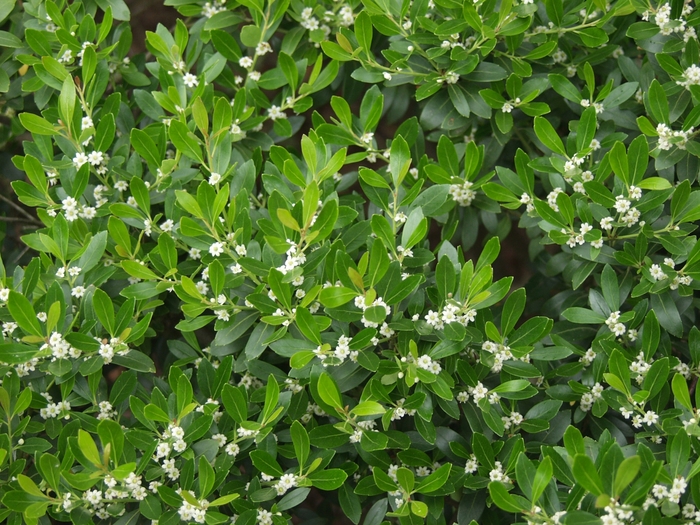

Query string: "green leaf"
[[78, 429, 102, 467], [130, 129, 161, 169], [317, 372, 343, 411], [354, 11, 373, 54], [562, 307, 606, 324], [92, 288, 115, 335], [222, 384, 248, 423], [501, 288, 525, 336], [169, 120, 203, 163], [19, 113, 58, 135], [531, 457, 552, 503], [672, 373, 693, 410], [488, 482, 527, 513], [637, 177, 672, 190], [534, 116, 566, 156], [350, 401, 385, 416], [308, 469, 348, 490], [613, 456, 640, 498], [647, 80, 669, 124], [8, 291, 43, 337], [261, 375, 280, 423], [291, 421, 310, 469], [319, 287, 358, 307], [250, 450, 284, 477], [650, 292, 682, 337], [572, 454, 604, 496], [415, 464, 451, 494]]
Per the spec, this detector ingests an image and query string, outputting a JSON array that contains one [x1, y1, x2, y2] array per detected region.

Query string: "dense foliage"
[[1, 0, 700, 524]]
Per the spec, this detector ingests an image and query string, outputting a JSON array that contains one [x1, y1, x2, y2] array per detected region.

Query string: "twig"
[[0, 193, 36, 221], [10, 245, 31, 265], [0, 216, 42, 226]]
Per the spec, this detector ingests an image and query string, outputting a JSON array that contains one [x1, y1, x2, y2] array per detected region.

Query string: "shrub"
[[1, 0, 700, 524]]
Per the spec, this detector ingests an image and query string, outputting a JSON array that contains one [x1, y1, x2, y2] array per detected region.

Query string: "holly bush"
[[1, 0, 700, 523]]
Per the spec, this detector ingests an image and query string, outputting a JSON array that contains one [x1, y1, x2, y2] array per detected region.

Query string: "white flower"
[[87, 151, 103, 166], [239, 56, 253, 69], [642, 410, 659, 425], [600, 217, 614, 230], [71, 286, 86, 298], [445, 71, 459, 84], [256, 42, 272, 56], [268, 105, 286, 120], [183, 73, 199, 88], [650, 264, 667, 281], [209, 172, 222, 185], [73, 152, 88, 168], [209, 242, 225, 257]]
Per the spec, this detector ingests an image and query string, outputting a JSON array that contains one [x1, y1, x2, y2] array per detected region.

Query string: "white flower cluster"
[[488, 461, 511, 483], [96, 400, 118, 420], [449, 180, 476, 206], [178, 493, 208, 523], [96, 337, 131, 364], [678, 64, 700, 88], [161, 423, 188, 456], [547, 187, 564, 211], [60, 196, 96, 222], [630, 410, 659, 428], [464, 454, 479, 474], [456, 381, 500, 405], [579, 99, 605, 114], [656, 123, 693, 151], [519, 192, 535, 213], [648, 2, 694, 40], [564, 222, 593, 248], [350, 419, 380, 442], [301, 402, 325, 424], [277, 240, 306, 275], [273, 473, 298, 496], [284, 378, 304, 394], [424, 304, 476, 330], [580, 382, 604, 412], [413, 354, 442, 375], [564, 154, 587, 179], [599, 502, 637, 525], [42, 331, 81, 361], [605, 311, 627, 337], [313, 336, 360, 368], [648, 477, 687, 505], [501, 411, 524, 431], [481, 341, 530, 373], [39, 392, 71, 419], [300, 7, 321, 30], [390, 398, 416, 421], [354, 295, 391, 328], [579, 347, 596, 366], [239, 372, 264, 390], [629, 351, 652, 384], [334, 335, 358, 363], [202, 0, 225, 18]]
